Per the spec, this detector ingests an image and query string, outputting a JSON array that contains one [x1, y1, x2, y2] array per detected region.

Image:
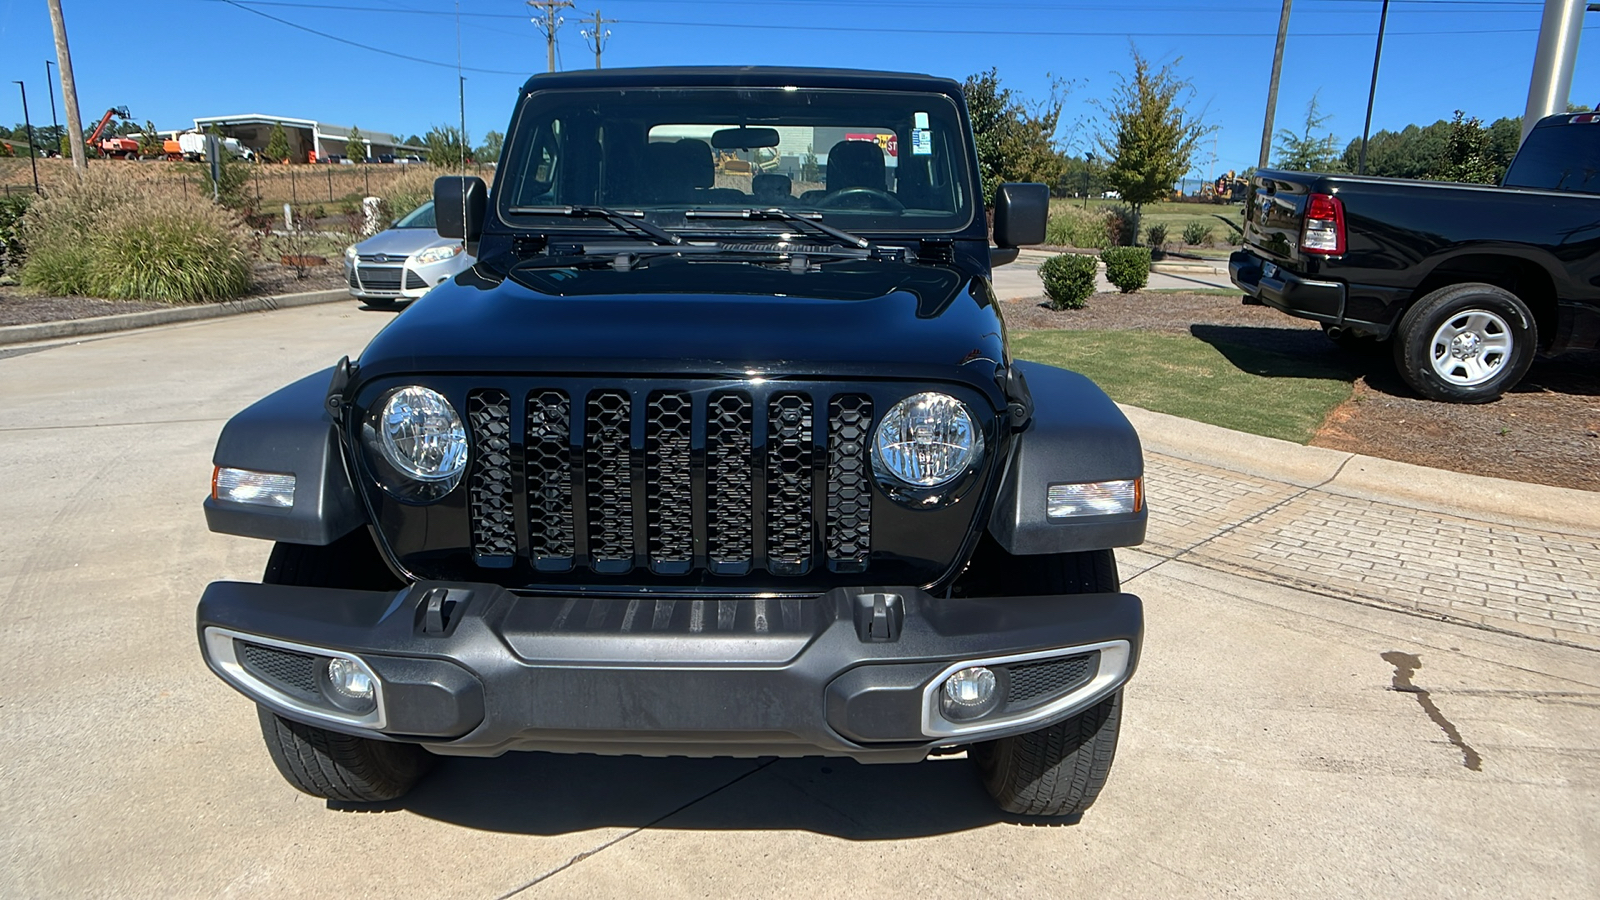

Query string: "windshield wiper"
[[506, 205, 684, 246], [683, 208, 872, 251]]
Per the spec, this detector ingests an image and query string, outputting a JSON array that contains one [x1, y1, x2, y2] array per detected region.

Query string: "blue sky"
[[2, 0, 1596, 179]]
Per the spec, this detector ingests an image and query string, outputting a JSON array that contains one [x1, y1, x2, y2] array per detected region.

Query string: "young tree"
[[264, 122, 291, 164], [1095, 48, 1212, 241], [1432, 111, 1498, 185], [344, 126, 366, 163], [477, 130, 505, 163], [139, 120, 164, 159], [1273, 94, 1343, 172], [963, 68, 1069, 204], [403, 134, 426, 148], [425, 125, 472, 168]]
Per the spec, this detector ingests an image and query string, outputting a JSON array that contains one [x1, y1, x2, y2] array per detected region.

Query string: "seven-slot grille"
[[465, 385, 875, 577]]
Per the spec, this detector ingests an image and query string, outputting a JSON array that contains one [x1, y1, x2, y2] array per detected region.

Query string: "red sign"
[[845, 133, 898, 157]]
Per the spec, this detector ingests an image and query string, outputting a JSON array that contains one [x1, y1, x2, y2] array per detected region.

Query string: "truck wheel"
[[256, 531, 424, 801], [971, 690, 1123, 818], [966, 547, 1124, 817], [257, 706, 433, 802], [1393, 283, 1536, 403]]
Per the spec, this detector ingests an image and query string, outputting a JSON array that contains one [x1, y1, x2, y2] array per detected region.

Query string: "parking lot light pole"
[[14, 81, 41, 195], [1258, 0, 1293, 169], [44, 61, 60, 152], [1523, 0, 1588, 142], [1357, 0, 1391, 175]]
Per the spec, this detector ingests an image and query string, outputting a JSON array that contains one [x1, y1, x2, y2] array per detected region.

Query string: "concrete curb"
[[1121, 404, 1600, 536], [0, 288, 350, 347]]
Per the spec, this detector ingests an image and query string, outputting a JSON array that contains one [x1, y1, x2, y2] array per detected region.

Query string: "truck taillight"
[[1302, 193, 1345, 255]]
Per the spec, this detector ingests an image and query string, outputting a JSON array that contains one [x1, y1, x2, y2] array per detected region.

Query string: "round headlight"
[[872, 392, 983, 488], [377, 386, 468, 484]]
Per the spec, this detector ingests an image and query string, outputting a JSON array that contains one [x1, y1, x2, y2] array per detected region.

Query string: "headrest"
[[826, 140, 886, 192]]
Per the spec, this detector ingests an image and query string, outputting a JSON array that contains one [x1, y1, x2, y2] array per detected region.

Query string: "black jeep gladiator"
[[197, 67, 1146, 818], [1230, 111, 1600, 402]]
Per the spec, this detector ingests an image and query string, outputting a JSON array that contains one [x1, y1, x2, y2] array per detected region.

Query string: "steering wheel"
[[816, 188, 906, 211]]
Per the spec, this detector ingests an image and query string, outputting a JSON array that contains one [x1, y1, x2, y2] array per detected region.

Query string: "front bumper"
[[198, 580, 1142, 762], [345, 255, 465, 300]]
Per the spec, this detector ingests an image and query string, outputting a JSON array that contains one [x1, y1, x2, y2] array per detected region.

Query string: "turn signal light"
[[212, 466, 295, 509]]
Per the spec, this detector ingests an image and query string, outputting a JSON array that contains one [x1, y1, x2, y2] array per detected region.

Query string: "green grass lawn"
[[1049, 197, 1247, 247], [1011, 329, 1357, 444]]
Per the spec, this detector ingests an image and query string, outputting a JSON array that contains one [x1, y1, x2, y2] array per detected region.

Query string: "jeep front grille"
[[462, 383, 877, 577]]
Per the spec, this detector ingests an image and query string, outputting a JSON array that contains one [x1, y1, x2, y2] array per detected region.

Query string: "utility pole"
[[46, 0, 87, 170], [1357, 0, 1392, 174], [528, 0, 575, 73], [13, 82, 41, 194], [1258, 0, 1292, 169], [581, 9, 617, 70], [44, 61, 61, 155], [1523, 0, 1587, 142]]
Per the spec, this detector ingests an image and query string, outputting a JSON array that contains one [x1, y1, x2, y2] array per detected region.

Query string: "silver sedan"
[[343, 201, 475, 306]]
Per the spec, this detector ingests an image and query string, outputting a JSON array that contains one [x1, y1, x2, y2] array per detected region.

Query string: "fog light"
[[326, 657, 374, 699], [1047, 479, 1141, 518], [213, 466, 295, 509], [940, 666, 1000, 721]]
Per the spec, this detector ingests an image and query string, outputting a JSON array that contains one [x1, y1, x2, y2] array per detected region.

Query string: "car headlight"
[[412, 244, 463, 266], [872, 392, 983, 488], [362, 386, 468, 501], [344, 245, 358, 262]]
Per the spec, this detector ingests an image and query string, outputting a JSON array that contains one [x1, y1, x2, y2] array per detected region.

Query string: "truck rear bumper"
[[198, 580, 1142, 763], [1230, 250, 1345, 324]]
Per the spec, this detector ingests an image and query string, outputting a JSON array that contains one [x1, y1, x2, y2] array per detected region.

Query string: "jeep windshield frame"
[[494, 84, 978, 238]]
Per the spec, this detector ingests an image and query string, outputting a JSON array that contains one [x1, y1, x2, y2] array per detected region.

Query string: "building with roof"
[[190, 115, 404, 162]]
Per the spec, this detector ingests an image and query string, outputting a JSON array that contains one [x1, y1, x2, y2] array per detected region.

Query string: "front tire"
[[972, 690, 1124, 818], [256, 531, 424, 801], [1393, 283, 1536, 403], [257, 706, 433, 802], [964, 547, 1126, 817]]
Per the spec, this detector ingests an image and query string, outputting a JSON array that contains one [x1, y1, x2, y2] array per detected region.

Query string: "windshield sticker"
[[914, 111, 930, 129], [912, 128, 933, 156]]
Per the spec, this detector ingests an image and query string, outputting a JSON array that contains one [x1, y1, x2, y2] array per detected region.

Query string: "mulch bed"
[[0, 261, 347, 328], [1005, 291, 1600, 493]]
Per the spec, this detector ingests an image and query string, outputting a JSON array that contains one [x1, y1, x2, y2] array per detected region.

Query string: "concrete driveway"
[[1, 304, 1594, 898]]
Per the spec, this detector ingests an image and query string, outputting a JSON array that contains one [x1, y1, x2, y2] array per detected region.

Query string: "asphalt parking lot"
[[1, 303, 1595, 898]]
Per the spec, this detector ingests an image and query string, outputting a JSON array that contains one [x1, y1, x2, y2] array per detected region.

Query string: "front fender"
[[203, 368, 367, 545], [986, 361, 1146, 555]]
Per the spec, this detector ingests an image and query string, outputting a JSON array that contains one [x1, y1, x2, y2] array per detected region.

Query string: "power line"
[[215, 0, 525, 73], [581, 9, 618, 70], [200, 0, 1554, 17]]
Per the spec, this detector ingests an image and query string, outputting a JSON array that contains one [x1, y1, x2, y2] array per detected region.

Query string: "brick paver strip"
[[1141, 452, 1600, 651]]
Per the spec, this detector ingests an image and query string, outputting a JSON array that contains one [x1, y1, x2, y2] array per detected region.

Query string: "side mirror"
[[992, 182, 1049, 249], [434, 176, 487, 246]]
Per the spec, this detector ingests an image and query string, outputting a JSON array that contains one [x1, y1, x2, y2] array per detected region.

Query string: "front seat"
[[825, 140, 887, 193]]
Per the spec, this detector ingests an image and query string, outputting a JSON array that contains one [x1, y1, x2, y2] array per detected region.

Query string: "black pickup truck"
[[196, 67, 1147, 819], [1231, 112, 1600, 402]]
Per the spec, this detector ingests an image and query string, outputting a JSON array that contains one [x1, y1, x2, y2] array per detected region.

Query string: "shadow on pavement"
[[357, 752, 1017, 838]]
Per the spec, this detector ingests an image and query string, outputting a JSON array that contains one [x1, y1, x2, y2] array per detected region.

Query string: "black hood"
[[355, 256, 1010, 406]]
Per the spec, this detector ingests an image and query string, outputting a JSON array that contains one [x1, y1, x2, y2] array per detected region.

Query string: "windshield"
[[497, 86, 974, 234], [1503, 120, 1600, 194], [394, 201, 437, 229]]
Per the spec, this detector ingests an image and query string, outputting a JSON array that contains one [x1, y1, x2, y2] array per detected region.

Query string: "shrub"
[[1045, 204, 1111, 249], [19, 167, 253, 302], [1103, 203, 1135, 246], [0, 194, 32, 275], [1100, 246, 1151, 293], [1145, 223, 1168, 248], [1181, 221, 1212, 245], [1038, 253, 1098, 310]]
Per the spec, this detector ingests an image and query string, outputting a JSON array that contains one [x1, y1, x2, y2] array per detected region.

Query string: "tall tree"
[[963, 68, 1069, 204], [1272, 93, 1343, 172], [1432, 111, 1498, 185], [477, 130, 505, 164], [425, 125, 472, 168], [264, 122, 291, 164], [344, 125, 365, 162], [1095, 48, 1212, 240]]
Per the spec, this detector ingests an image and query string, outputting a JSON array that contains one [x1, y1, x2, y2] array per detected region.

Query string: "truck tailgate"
[[1244, 172, 1313, 265]]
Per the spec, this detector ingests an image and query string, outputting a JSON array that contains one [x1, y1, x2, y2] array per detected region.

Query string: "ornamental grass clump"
[[18, 168, 253, 303], [1038, 252, 1099, 310], [1099, 246, 1151, 293], [1044, 204, 1111, 249]]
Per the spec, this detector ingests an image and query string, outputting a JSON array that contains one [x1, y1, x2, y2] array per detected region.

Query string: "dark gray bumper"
[[198, 580, 1142, 762]]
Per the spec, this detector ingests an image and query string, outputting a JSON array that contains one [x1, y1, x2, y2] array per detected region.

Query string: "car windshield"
[[497, 86, 974, 234], [394, 202, 436, 229]]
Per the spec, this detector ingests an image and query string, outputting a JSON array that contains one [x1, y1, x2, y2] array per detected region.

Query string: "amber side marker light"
[[212, 466, 296, 509], [1046, 478, 1142, 518]]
